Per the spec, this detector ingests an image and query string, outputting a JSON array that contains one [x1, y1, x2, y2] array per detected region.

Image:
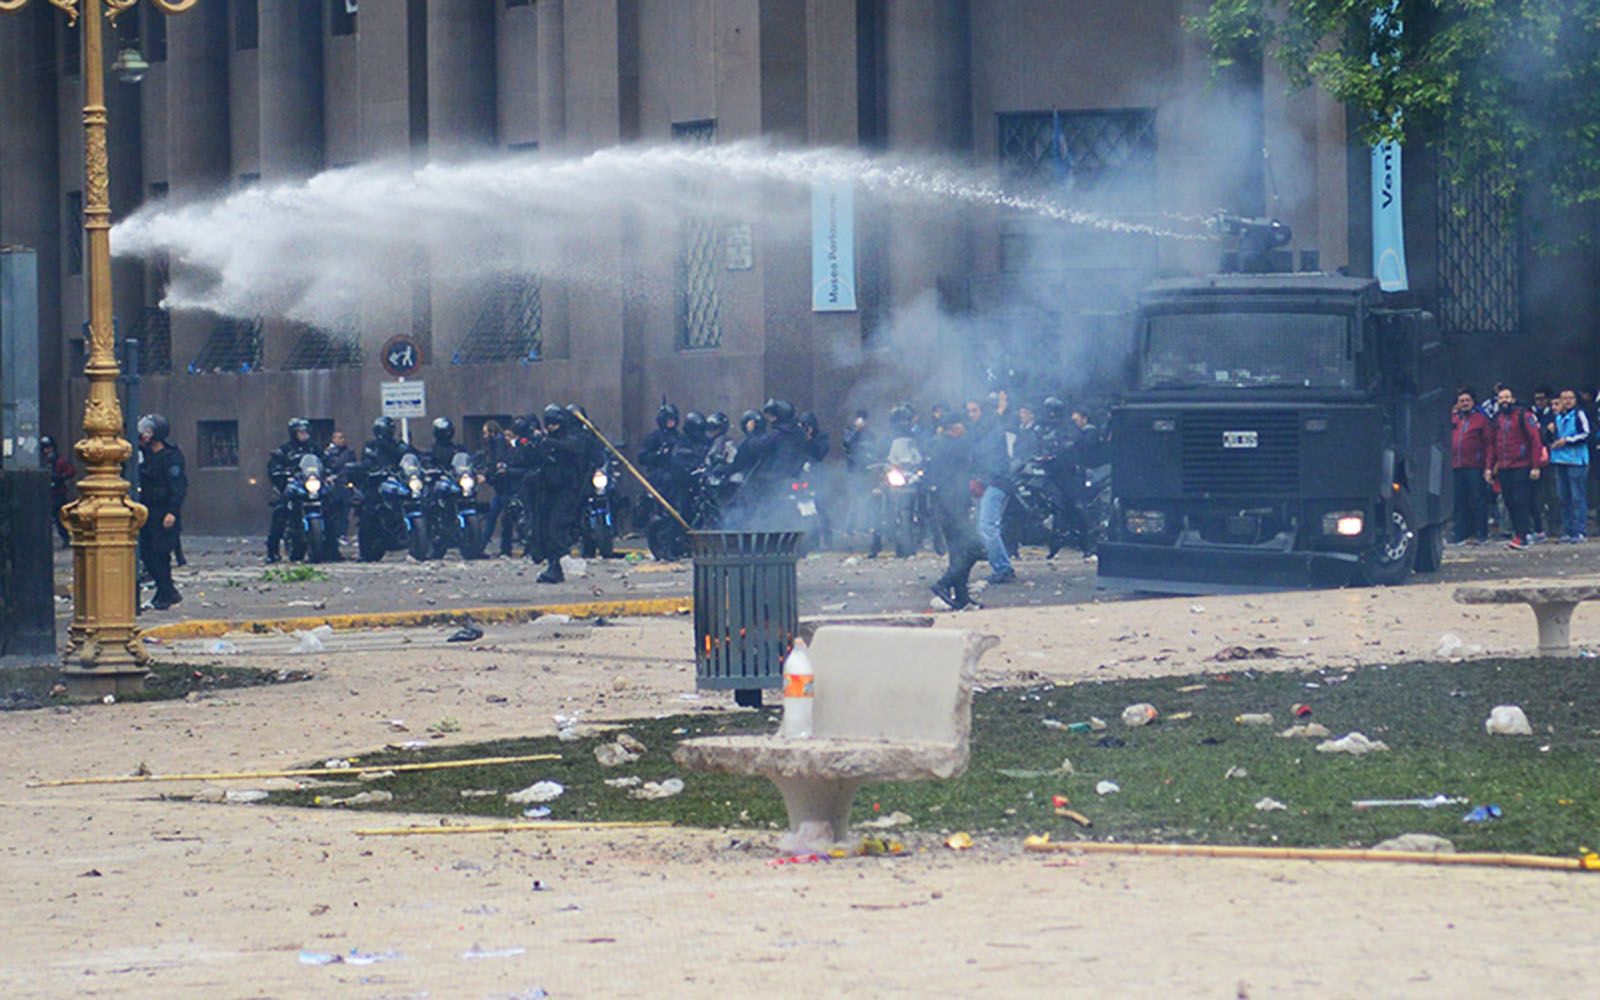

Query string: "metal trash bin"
[[692, 530, 802, 706]]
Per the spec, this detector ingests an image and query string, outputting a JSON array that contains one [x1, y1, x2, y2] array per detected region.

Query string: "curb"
[[141, 595, 693, 641]]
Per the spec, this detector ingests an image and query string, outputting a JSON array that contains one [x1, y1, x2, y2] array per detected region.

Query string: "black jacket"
[[323, 443, 357, 474], [139, 442, 187, 513], [361, 436, 411, 474], [268, 439, 316, 493]]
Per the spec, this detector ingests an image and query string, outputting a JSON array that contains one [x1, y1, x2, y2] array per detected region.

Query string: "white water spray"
[[111, 142, 1208, 328]]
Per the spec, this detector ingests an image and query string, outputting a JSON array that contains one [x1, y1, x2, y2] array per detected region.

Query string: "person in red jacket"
[[39, 435, 76, 549], [1450, 388, 1490, 544], [1485, 386, 1545, 549]]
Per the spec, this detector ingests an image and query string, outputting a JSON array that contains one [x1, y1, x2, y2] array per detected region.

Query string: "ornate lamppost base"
[[59, 488, 150, 698]]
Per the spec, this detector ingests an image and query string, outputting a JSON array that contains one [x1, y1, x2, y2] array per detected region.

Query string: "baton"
[[566, 408, 692, 534]]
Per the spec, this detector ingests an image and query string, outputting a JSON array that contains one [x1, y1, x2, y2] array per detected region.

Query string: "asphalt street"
[[52, 529, 1600, 629]]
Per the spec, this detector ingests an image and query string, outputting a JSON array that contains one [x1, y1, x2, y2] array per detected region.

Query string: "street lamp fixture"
[[110, 44, 148, 84], [0, 0, 197, 694]]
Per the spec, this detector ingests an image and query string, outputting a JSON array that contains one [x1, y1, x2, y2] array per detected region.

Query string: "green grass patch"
[[259, 565, 331, 584], [268, 658, 1600, 857], [0, 663, 314, 710]]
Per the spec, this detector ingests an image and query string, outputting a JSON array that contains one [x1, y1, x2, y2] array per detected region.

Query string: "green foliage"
[[270, 658, 1600, 857], [1193, 1, 1600, 208]]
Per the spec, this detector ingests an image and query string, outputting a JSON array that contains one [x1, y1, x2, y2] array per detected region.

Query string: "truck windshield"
[[1141, 312, 1355, 389]]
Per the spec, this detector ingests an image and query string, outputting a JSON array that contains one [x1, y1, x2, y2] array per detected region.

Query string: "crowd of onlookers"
[[1451, 383, 1594, 549]]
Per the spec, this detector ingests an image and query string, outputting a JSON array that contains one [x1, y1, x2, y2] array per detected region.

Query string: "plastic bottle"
[[1235, 713, 1274, 726], [781, 638, 814, 739]]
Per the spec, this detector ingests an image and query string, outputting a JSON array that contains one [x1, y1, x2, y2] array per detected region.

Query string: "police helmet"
[[762, 398, 796, 424], [656, 403, 680, 431], [682, 411, 707, 440], [512, 415, 535, 438], [706, 411, 730, 437], [137, 413, 170, 443], [372, 415, 397, 441], [1042, 396, 1066, 422], [888, 404, 914, 434], [542, 404, 567, 429], [739, 409, 763, 436], [799, 411, 820, 434], [40, 434, 55, 451], [288, 417, 311, 441], [432, 416, 455, 445]]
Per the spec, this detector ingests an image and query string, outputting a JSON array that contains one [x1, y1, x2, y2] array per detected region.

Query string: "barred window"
[[673, 119, 723, 350], [189, 316, 263, 373], [196, 420, 239, 468], [1436, 166, 1520, 335], [997, 109, 1156, 198], [282, 320, 362, 370], [452, 275, 542, 364], [128, 306, 171, 374]]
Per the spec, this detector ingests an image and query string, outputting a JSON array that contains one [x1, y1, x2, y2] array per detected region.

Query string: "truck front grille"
[[1181, 411, 1299, 497]]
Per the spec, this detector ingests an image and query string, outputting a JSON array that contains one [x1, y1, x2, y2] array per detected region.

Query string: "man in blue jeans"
[[1549, 388, 1591, 542], [972, 392, 1017, 583]]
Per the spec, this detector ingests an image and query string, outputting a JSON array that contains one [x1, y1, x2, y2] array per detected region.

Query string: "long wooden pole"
[[1025, 839, 1596, 873], [27, 753, 562, 787], [354, 820, 674, 837], [567, 408, 692, 533]]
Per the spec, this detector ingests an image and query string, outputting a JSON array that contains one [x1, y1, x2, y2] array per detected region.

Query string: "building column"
[[536, 0, 565, 149]]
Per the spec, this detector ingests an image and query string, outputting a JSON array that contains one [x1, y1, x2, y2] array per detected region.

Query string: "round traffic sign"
[[380, 336, 423, 377]]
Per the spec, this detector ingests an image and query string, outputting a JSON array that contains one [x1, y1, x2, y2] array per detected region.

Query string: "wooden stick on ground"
[[354, 820, 674, 837], [26, 753, 563, 788], [1024, 838, 1596, 873]]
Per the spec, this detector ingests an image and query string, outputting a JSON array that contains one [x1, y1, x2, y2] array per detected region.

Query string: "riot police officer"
[[137, 414, 186, 609], [266, 417, 316, 563], [362, 415, 410, 472], [531, 404, 587, 583], [638, 402, 681, 485], [428, 416, 465, 469], [726, 398, 811, 526]]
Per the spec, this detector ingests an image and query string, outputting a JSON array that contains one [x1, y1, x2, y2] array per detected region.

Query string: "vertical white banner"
[[811, 181, 857, 312], [1371, 141, 1409, 293]]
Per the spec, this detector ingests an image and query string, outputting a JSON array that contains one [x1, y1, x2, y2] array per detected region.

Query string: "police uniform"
[[139, 438, 187, 608]]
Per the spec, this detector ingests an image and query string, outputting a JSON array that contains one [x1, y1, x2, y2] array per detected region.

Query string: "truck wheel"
[[1413, 524, 1444, 573], [1360, 506, 1416, 586]]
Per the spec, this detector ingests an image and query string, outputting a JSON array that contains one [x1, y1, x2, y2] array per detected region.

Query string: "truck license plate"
[[1222, 431, 1258, 449], [797, 500, 818, 517]]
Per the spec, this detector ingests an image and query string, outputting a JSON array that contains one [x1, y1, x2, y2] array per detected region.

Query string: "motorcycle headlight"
[[409, 477, 423, 496], [459, 474, 475, 493], [305, 476, 322, 496], [886, 467, 908, 488], [592, 470, 609, 491]]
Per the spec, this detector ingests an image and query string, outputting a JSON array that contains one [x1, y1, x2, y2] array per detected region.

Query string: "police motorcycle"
[[282, 453, 335, 563], [579, 453, 619, 559], [424, 451, 489, 560], [357, 452, 433, 562], [1005, 450, 1112, 558], [868, 424, 932, 557]]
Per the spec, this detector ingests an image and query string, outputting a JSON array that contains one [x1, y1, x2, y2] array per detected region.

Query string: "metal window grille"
[[189, 316, 264, 373], [997, 109, 1156, 195], [128, 306, 171, 373], [1435, 167, 1520, 335], [452, 275, 542, 365], [282, 320, 362, 370], [196, 420, 240, 468], [673, 119, 723, 350]]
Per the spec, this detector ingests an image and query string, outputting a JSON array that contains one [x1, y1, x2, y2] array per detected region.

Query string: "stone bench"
[[673, 625, 998, 853], [1453, 581, 1600, 656]]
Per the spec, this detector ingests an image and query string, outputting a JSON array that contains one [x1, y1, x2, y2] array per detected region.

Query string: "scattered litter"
[[859, 835, 907, 856], [1372, 833, 1456, 853], [819, 601, 848, 612], [769, 853, 831, 866], [291, 625, 334, 654], [506, 781, 565, 804], [559, 555, 588, 577], [1095, 736, 1126, 749], [206, 639, 241, 655], [1059, 757, 1075, 776], [521, 807, 551, 819], [1089, 717, 1108, 732], [944, 831, 974, 850], [1484, 705, 1533, 736], [1462, 804, 1503, 824], [102, 694, 115, 705], [616, 733, 647, 754], [224, 789, 269, 803], [1190, 603, 1205, 614], [861, 810, 913, 829], [316, 790, 393, 807], [1177, 683, 1207, 693], [603, 776, 642, 788], [1291, 703, 1313, 718], [386, 719, 409, 732], [428, 717, 461, 734], [529, 614, 575, 639], [1052, 795, 1092, 827], [629, 778, 684, 800], [323, 758, 352, 769], [1223, 765, 1248, 780], [299, 948, 402, 966], [1435, 633, 1464, 657], [462, 945, 527, 960], [1121, 703, 1158, 727], [356, 770, 395, 782], [842, 556, 860, 567], [1353, 794, 1467, 810], [611, 674, 630, 692], [1315, 732, 1390, 755], [1211, 645, 1282, 661], [1234, 713, 1274, 726], [1278, 722, 1331, 739], [1253, 797, 1288, 812], [447, 624, 485, 643], [995, 768, 1052, 780], [1095, 780, 1120, 795], [594, 742, 640, 768], [459, 789, 498, 798]]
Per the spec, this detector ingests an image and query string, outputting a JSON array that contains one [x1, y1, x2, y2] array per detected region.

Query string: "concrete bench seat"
[[674, 625, 998, 852], [1453, 581, 1600, 656]]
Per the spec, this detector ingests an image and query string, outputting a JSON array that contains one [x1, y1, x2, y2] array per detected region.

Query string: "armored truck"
[[1097, 273, 1450, 593]]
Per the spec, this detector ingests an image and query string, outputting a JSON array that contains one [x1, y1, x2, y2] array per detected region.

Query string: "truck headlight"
[[1322, 511, 1364, 536], [1124, 510, 1166, 535], [591, 470, 609, 491]]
